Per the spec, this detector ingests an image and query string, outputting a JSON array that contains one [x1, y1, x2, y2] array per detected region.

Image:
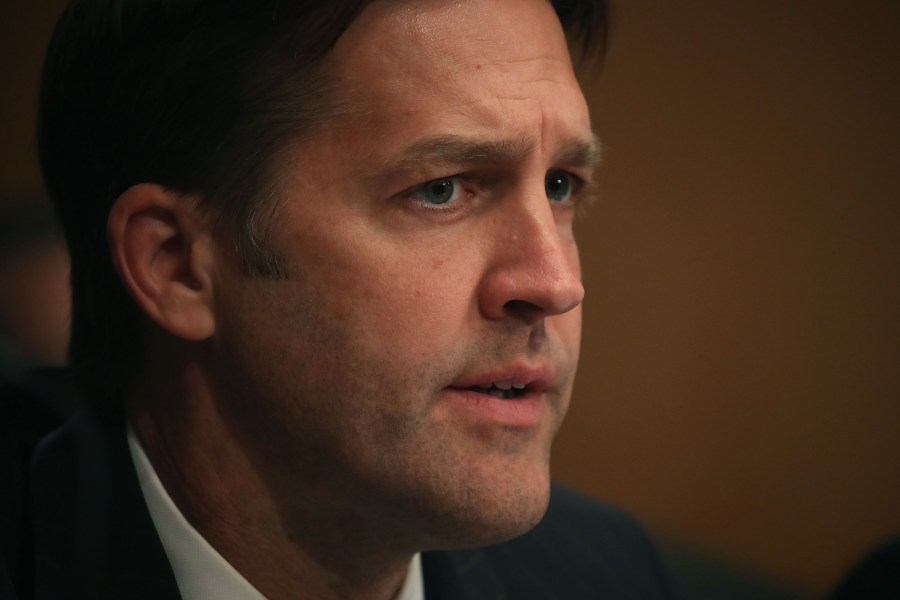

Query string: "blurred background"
[[558, 1, 900, 598], [1, 1, 898, 598]]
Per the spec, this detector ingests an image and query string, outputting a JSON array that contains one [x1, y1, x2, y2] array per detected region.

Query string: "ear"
[[108, 183, 216, 340]]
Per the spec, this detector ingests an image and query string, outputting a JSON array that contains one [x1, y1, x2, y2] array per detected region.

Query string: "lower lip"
[[442, 388, 545, 428]]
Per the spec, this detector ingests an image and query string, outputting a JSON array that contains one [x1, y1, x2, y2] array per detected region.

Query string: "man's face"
[[211, 0, 594, 549]]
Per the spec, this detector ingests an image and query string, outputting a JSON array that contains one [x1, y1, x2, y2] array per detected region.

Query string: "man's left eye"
[[545, 170, 576, 203], [413, 176, 462, 205]]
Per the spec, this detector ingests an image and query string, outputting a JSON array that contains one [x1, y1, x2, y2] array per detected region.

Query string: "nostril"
[[503, 299, 545, 322]]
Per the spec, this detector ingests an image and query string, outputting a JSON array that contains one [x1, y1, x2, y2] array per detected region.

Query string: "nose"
[[478, 198, 585, 324]]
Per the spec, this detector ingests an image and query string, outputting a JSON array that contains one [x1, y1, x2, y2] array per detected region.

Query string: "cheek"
[[564, 307, 583, 352], [301, 226, 479, 336], [276, 197, 489, 357], [346, 256, 477, 352]]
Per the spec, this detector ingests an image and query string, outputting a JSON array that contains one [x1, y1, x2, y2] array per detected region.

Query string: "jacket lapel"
[[30, 409, 182, 600]]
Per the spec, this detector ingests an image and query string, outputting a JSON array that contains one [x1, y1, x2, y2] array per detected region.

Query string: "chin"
[[416, 459, 553, 550]]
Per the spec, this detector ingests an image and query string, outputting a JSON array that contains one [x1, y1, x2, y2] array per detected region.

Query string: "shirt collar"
[[127, 423, 424, 600]]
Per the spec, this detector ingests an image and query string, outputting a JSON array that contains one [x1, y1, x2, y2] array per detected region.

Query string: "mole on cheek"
[[431, 256, 447, 270]]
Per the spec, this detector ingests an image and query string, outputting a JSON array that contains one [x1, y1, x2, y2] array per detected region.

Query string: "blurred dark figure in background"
[[0, 195, 78, 598], [827, 537, 900, 600], [0, 196, 70, 384]]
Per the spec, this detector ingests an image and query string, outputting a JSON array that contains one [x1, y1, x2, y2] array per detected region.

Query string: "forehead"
[[339, 0, 571, 62], [323, 0, 590, 143]]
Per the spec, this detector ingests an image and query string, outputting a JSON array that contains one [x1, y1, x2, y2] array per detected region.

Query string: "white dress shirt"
[[127, 424, 424, 600]]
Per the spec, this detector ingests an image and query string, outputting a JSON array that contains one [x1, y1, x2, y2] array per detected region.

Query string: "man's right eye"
[[413, 177, 462, 206]]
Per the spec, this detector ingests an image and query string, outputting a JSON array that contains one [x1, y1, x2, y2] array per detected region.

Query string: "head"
[[40, 0, 607, 549], [39, 0, 606, 406], [0, 195, 70, 368]]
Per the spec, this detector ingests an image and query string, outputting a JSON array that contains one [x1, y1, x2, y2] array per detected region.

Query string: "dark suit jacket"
[[18, 407, 671, 600]]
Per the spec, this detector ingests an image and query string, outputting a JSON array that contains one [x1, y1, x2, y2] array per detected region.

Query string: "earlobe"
[[108, 183, 216, 341]]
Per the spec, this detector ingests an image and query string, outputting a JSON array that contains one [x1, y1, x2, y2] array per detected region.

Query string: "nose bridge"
[[480, 190, 585, 321], [517, 198, 575, 281]]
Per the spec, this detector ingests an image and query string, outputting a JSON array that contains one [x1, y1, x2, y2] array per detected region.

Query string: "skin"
[[121, 0, 597, 598]]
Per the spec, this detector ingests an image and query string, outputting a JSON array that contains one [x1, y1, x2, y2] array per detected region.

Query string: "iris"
[[418, 178, 458, 205], [545, 170, 573, 202]]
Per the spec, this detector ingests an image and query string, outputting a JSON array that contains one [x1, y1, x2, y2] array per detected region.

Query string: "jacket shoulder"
[[495, 485, 672, 598], [424, 485, 673, 599]]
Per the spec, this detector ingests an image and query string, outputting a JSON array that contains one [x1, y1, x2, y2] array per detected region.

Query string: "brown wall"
[[2, 1, 898, 596], [555, 1, 900, 596]]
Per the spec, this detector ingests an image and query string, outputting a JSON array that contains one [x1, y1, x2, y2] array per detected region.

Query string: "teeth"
[[465, 381, 528, 397]]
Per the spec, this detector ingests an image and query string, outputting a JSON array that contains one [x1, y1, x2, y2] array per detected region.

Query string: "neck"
[[127, 357, 416, 600]]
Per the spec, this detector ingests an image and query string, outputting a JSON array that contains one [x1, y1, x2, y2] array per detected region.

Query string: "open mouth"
[[465, 381, 528, 400], [447, 375, 546, 426]]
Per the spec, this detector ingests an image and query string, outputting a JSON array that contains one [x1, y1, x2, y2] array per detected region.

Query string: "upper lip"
[[447, 361, 556, 393]]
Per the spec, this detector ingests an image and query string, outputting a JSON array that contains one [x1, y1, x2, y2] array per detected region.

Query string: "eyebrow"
[[380, 132, 602, 175], [554, 133, 603, 171]]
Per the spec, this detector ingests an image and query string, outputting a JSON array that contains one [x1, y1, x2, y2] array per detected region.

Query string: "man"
[[12, 0, 672, 598]]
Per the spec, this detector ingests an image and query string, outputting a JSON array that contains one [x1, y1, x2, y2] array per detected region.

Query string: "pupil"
[[428, 179, 454, 204]]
